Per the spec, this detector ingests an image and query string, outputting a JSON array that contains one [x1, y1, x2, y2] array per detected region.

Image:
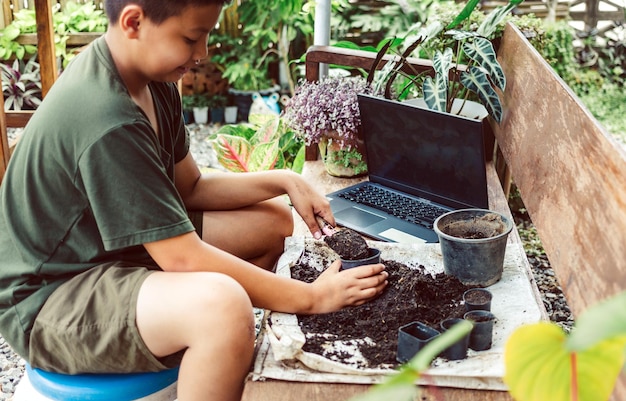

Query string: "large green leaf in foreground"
[[505, 291, 626, 401]]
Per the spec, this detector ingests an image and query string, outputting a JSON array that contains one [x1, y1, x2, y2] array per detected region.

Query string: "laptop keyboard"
[[336, 183, 449, 229]]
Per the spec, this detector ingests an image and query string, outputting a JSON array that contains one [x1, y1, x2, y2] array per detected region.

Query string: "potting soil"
[[251, 236, 545, 390], [294, 257, 474, 367]]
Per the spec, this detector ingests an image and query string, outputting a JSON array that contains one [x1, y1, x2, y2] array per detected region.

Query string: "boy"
[[0, 1, 388, 400]]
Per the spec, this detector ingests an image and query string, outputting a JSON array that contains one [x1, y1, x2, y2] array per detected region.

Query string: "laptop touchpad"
[[335, 208, 385, 228]]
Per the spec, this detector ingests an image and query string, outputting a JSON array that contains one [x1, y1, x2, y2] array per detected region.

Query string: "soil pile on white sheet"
[[293, 251, 475, 368]]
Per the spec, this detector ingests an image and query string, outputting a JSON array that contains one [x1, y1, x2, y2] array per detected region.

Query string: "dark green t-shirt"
[[0, 36, 196, 358]]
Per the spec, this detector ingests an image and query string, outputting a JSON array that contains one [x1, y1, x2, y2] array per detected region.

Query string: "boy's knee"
[[267, 198, 294, 237], [194, 273, 252, 312]]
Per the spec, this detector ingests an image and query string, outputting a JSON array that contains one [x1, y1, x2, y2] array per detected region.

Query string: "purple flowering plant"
[[282, 76, 381, 149]]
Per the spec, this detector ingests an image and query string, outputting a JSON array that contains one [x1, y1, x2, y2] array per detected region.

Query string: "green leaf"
[[251, 115, 281, 144], [423, 48, 454, 112], [348, 321, 473, 401], [418, 21, 444, 45], [432, 48, 453, 84], [290, 144, 306, 173], [567, 291, 626, 351], [15, 46, 25, 60], [460, 66, 503, 122], [504, 323, 573, 401], [248, 141, 280, 171], [462, 37, 506, 91], [477, 0, 524, 37], [505, 322, 626, 401], [446, 0, 481, 29], [211, 134, 252, 172], [214, 124, 256, 141], [448, 29, 478, 41], [423, 75, 447, 112], [3, 24, 21, 40]]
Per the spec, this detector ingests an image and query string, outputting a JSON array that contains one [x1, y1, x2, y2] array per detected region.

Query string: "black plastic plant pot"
[[340, 248, 381, 270], [433, 209, 513, 287], [396, 321, 440, 364], [464, 310, 496, 351], [463, 288, 493, 312], [439, 318, 470, 360]]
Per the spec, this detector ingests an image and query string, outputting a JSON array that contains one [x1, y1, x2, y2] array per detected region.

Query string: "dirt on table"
[[291, 249, 476, 369], [323, 228, 370, 260]]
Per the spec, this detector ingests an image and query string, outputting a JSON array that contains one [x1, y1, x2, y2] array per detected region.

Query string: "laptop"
[[327, 94, 489, 243]]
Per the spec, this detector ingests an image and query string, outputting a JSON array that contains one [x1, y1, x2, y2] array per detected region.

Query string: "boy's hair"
[[105, 0, 230, 25]]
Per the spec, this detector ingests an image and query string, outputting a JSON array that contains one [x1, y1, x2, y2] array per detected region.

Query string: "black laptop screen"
[[357, 94, 489, 209]]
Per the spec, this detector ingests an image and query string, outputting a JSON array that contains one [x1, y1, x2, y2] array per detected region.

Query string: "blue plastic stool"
[[13, 364, 178, 401]]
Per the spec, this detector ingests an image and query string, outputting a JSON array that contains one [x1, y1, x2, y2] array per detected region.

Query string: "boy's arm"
[[174, 152, 337, 236], [143, 232, 387, 314]]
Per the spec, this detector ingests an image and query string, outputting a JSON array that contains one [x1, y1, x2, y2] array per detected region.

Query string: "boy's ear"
[[118, 5, 144, 38]]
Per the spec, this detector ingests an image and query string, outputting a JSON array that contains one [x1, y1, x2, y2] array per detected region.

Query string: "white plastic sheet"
[[250, 236, 545, 390]]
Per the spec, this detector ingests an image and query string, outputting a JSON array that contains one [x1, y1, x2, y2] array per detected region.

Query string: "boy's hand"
[[283, 173, 336, 239], [306, 260, 388, 314]]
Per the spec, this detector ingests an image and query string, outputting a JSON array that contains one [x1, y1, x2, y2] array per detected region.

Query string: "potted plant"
[[210, 114, 304, 173], [208, 94, 227, 124], [369, 0, 522, 121], [187, 93, 210, 125], [281, 75, 382, 177], [1, 56, 42, 111], [363, 0, 522, 160], [210, 34, 279, 122], [181, 94, 195, 124], [224, 100, 238, 124]]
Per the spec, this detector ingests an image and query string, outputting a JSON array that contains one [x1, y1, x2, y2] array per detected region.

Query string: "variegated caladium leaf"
[[253, 115, 282, 144], [248, 140, 280, 171], [212, 134, 252, 172], [460, 66, 503, 122], [462, 37, 506, 92]]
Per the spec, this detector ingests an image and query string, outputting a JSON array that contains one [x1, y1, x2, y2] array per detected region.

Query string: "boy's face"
[[134, 4, 222, 82]]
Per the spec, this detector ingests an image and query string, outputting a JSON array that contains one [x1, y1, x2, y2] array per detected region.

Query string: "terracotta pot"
[[317, 133, 367, 178]]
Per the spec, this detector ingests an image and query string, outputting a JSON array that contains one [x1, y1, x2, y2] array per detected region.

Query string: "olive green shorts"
[[29, 262, 185, 374]]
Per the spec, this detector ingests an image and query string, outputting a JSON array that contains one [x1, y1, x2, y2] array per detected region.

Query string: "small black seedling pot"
[[464, 310, 496, 351], [396, 321, 440, 363], [340, 248, 381, 270], [439, 318, 470, 360], [463, 288, 493, 312]]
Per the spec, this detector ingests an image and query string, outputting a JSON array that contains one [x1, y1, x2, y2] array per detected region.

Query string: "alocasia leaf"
[[462, 37, 506, 92], [460, 66, 503, 122], [423, 75, 447, 113]]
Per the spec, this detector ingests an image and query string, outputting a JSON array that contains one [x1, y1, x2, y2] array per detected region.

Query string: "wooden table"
[[242, 160, 538, 401]]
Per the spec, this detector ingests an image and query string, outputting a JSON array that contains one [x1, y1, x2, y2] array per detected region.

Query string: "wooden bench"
[[242, 22, 626, 400]]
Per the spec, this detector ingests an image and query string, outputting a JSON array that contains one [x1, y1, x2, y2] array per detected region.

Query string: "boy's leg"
[[136, 271, 255, 401], [200, 197, 294, 270]]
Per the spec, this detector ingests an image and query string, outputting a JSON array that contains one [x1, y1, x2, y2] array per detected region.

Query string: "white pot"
[[224, 106, 238, 123], [404, 98, 488, 120], [192, 107, 209, 124]]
